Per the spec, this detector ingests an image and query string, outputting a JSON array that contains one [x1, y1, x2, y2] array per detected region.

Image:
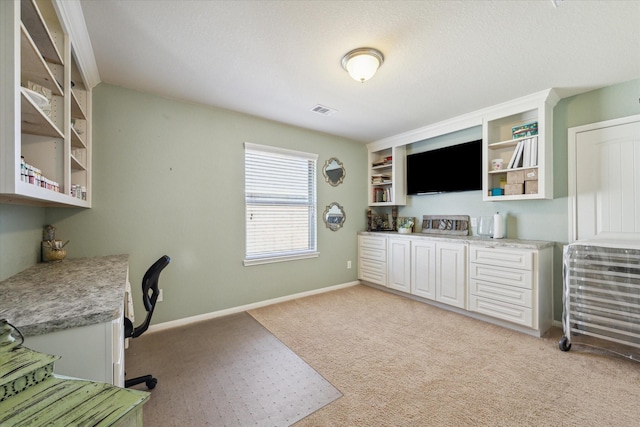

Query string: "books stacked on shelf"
[[371, 174, 392, 185], [373, 187, 391, 203], [372, 156, 392, 167], [507, 136, 538, 169]]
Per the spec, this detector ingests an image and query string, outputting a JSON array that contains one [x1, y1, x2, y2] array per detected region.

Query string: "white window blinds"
[[244, 142, 318, 266]]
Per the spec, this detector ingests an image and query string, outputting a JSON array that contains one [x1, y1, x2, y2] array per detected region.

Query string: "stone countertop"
[[0, 255, 129, 337], [358, 231, 554, 250]]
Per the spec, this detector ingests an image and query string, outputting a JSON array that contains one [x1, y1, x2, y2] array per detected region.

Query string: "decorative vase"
[[42, 241, 66, 262]]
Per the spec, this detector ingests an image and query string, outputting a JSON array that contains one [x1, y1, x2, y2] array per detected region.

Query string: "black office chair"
[[124, 255, 171, 389]]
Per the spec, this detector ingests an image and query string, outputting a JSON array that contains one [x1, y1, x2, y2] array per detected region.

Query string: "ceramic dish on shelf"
[[21, 87, 49, 108]]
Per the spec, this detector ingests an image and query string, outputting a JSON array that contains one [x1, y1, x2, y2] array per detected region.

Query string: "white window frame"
[[244, 142, 319, 266]]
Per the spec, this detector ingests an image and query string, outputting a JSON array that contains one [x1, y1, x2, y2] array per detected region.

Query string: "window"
[[244, 142, 318, 266]]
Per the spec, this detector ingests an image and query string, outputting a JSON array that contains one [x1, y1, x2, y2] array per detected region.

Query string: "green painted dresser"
[[0, 319, 149, 426]]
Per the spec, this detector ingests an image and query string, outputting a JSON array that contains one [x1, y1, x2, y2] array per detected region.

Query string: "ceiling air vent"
[[311, 104, 337, 116]]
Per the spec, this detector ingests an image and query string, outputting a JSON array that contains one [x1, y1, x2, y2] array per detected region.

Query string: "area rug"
[[125, 312, 342, 426]]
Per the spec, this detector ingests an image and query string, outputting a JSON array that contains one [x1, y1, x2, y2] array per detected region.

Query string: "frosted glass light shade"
[[341, 48, 384, 83]]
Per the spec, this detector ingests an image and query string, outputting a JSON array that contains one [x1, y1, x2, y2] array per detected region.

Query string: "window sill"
[[243, 252, 319, 266]]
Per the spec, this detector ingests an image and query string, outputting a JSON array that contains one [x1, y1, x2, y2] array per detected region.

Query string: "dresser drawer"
[[469, 263, 533, 289], [469, 246, 533, 270], [359, 247, 386, 262], [470, 278, 533, 308], [359, 235, 387, 250], [358, 258, 386, 285], [469, 295, 533, 328]]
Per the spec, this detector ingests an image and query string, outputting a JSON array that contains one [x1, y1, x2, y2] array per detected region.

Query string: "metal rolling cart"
[[559, 240, 640, 360]]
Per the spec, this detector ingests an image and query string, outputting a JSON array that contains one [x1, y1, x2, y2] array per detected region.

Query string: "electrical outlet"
[[158, 289, 163, 302], [347, 260, 352, 269], [471, 217, 477, 228]]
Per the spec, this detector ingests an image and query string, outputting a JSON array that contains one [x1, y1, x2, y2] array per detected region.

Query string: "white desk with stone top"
[[0, 254, 130, 386]]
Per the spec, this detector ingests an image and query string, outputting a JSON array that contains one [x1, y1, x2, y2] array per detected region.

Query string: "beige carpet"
[[248, 284, 640, 426]]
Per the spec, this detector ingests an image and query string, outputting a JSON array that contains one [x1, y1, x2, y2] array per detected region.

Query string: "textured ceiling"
[[79, 0, 640, 143]]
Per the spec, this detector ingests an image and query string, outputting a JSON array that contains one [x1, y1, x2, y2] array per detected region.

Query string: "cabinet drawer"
[[469, 263, 532, 289], [359, 235, 387, 250], [469, 246, 533, 270], [469, 295, 533, 328], [469, 279, 533, 308], [360, 247, 386, 262], [358, 259, 386, 286]]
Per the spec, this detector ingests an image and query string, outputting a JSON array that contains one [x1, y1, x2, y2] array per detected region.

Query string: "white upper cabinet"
[[366, 89, 559, 206], [1, 0, 98, 207], [368, 145, 406, 206], [483, 89, 560, 201]]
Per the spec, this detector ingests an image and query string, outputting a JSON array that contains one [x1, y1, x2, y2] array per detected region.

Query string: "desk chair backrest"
[[129, 255, 170, 339]]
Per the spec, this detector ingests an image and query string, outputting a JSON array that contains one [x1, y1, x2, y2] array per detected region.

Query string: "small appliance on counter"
[[477, 213, 506, 238]]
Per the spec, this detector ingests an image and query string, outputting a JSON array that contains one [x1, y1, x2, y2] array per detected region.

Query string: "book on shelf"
[[506, 136, 538, 169], [529, 136, 538, 166], [371, 174, 391, 184], [523, 136, 539, 167], [522, 138, 531, 167], [514, 139, 525, 168], [373, 187, 391, 203], [507, 140, 523, 169], [372, 156, 393, 167]]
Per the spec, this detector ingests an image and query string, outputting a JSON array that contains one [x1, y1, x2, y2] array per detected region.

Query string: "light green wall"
[[548, 77, 640, 320], [1, 78, 638, 324], [0, 204, 45, 280], [43, 83, 368, 324]]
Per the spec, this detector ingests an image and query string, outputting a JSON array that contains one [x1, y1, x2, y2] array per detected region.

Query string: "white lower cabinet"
[[411, 239, 466, 307], [358, 235, 387, 286], [23, 317, 124, 387], [411, 239, 436, 299], [387, 237, 411, 293], [358, 233, 553, 336], [435, 242, 467, 309], [468, 244, 552, 335]]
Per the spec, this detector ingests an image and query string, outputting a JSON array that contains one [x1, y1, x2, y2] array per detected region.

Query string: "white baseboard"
[[147, 281, 360, 333]]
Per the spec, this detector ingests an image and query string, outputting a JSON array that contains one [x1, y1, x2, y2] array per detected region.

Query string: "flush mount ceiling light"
[[341, 47, 384, 83]]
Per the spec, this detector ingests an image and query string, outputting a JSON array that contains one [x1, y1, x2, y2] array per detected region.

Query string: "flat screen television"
[[406, 139, 482, 195]]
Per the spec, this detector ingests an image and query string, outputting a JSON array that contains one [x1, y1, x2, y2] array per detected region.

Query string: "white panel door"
[[435, 242, 467, 308], [388, 238, 411, 293], [569, 115, 640, 242], [411, 239, 436, 299]]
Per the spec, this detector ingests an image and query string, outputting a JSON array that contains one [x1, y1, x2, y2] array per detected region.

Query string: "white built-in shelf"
[[1, 0, 93, 207], [20, 89, 63, 138]]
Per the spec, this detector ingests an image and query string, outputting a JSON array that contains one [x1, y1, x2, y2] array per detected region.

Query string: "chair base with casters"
[[125, 373, 157, 389], [124, 317, 158, 389], [124, 255, 170, 390]]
